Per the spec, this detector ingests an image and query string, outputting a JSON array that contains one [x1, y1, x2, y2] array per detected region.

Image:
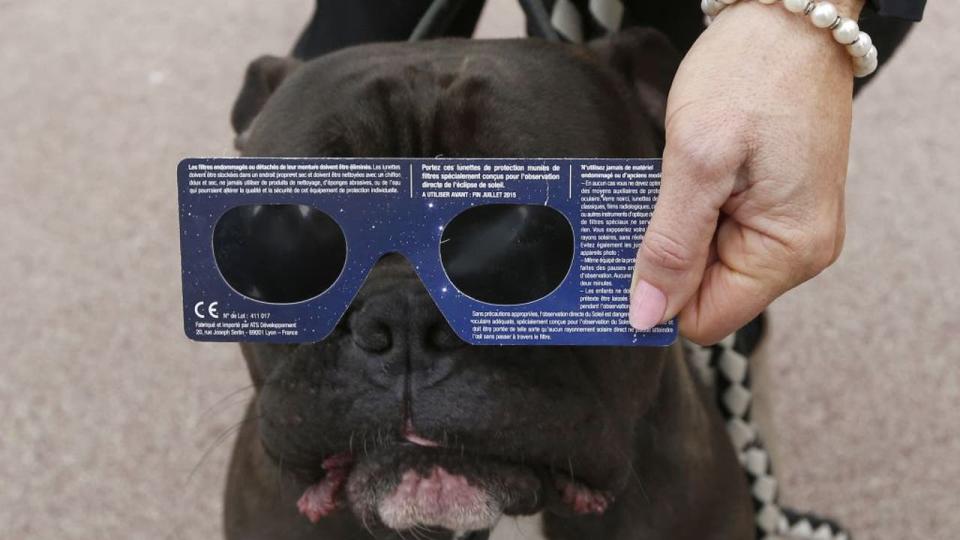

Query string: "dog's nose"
[[347, 288, 463, 364]]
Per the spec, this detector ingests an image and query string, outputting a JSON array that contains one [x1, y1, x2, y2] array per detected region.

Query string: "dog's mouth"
[[288, 431, 614, 532]]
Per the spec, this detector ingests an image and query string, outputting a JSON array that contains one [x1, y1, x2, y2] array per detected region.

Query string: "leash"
[[686, 316, 853, 540]]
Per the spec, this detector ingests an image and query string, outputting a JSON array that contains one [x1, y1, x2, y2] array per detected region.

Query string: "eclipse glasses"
[[178, 157, 676, 346]]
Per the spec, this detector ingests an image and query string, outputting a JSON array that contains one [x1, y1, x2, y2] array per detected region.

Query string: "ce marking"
[[194, 301, 220, 319]]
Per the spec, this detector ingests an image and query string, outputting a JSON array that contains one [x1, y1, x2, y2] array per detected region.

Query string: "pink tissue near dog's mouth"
[[556, 476, 614, 515], [296, 453, 354, 523]]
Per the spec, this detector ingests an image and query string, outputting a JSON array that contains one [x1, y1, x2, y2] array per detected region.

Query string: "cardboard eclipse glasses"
[[178, 157, 676, 346]]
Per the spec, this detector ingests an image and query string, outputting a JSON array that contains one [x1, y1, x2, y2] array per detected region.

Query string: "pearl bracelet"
[[700, 0, 879, 77]]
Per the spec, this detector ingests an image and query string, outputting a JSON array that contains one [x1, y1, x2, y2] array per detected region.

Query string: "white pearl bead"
[[783, 0, 810, 14], [810, 2, 839, 28], [832, 18, 860, 44], [853, 46, 879, 77], [718, 0, 738, 4], [701, 0, 724, 16], [758, 0, 779, 4], [847, 31, 873, 57]]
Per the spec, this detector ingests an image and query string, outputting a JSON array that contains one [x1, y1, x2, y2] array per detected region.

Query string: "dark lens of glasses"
[[440, 204, 574, 305], [213, 204, 346, 303]]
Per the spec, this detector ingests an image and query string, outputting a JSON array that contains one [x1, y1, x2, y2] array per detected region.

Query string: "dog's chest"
[[488, 514, 546, 540]]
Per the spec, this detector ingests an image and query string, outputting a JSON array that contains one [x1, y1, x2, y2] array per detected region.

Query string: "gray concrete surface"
[[0, 0, 957, 538]]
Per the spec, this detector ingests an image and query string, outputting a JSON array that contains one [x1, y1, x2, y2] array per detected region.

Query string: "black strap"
[[518, 0, 561, 41], [410, 0, 472, 41]]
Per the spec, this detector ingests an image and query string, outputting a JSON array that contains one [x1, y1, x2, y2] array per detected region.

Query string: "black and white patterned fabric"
[[542, 0, 625, 42], [685, 317, 852, 540]]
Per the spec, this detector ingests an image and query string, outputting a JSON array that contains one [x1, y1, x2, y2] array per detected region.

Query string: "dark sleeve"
[[866, 0, 926, 21]]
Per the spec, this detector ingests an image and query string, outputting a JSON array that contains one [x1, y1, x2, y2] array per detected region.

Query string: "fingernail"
[[629, 280, 667, 331]]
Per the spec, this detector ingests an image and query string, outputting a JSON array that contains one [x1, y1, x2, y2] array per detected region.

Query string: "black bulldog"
[[223, 29, 753, 540]]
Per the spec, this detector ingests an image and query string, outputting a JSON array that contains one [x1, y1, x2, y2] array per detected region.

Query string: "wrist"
[[711, 2, 851, 62], [704, 0, 873, 78]]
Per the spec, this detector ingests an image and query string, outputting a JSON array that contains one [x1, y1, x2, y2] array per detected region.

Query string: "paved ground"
[[1, 0, 957, 538]]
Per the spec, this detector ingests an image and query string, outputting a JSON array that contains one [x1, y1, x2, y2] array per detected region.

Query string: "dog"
[[223, 29, 754, 540]]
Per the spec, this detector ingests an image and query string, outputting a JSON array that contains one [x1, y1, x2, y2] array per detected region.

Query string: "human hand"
[[629, 0, 865, 344]]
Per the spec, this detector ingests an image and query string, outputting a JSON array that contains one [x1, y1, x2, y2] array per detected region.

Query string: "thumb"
[[628, 147, 733, 331]]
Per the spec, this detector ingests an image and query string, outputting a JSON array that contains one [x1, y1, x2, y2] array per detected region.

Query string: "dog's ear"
[[589, 27, 681, 141], [231, 55, 302, 149]]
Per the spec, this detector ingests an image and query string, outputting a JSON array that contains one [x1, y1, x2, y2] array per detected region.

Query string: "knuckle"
[[668, 133, 725, 180], [796, 226, 842, 278], [640, 229, 696, 272], [666, 119, 747, 183], [831, 220, 847, 263], [679, 309, 730, 347]]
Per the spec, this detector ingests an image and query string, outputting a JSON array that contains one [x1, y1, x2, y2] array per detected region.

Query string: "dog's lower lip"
[[274, 445, 607, 501], [278, 442, 614, 524]]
